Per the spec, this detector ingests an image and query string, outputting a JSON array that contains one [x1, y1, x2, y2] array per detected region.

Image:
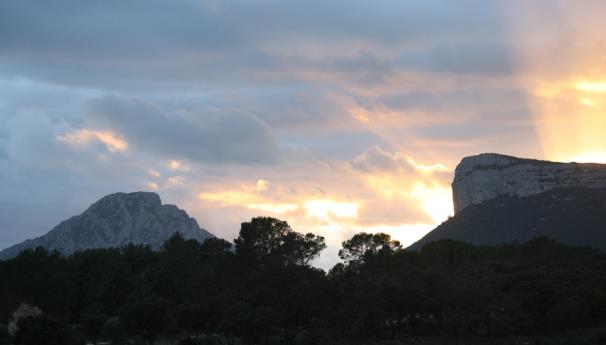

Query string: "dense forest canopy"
[[2, 216, 606, 345]]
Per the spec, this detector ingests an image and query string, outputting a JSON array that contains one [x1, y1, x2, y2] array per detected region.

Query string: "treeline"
[[2, 216, 606, 345]]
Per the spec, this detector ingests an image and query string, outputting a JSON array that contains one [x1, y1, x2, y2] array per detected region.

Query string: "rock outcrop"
[[409, 153, 606, 250], [453, 153, 606, 213], [0, 192, 214, 259]]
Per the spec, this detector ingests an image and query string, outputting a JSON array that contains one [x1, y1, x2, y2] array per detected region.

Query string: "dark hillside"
[[410, 187, 606, 250]]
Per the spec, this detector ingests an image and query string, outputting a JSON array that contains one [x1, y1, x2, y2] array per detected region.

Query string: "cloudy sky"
[[2, 0, 606, 267]]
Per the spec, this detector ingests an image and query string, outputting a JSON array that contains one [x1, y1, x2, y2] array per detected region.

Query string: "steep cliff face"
[[453, 153, 606, 213], [408, 153, 606, 250], [0, 192, 214, 259]]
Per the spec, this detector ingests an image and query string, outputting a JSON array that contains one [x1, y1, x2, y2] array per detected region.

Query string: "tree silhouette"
[[338, 232, 401, 265], [2, 220, 606, 344], [235, 217, 325, 266]]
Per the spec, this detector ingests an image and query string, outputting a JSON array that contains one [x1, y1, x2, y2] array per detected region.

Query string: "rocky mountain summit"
[[0, 192, 214, 259], [453, 153, 606, 212], [410, 154, 606, 250]]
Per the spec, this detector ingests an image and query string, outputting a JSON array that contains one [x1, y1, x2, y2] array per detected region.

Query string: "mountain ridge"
[[0, 191, 214, 259]]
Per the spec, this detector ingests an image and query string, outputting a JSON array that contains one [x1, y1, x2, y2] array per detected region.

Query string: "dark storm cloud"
[[85, 96, 278, 164]]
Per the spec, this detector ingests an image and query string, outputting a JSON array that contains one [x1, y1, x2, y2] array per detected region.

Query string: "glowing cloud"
[[199, 181, 297, 216], [351, 146, 453, 224], [169, 160, 189, 171], [167, 175, 185, 186], [574, 81, 606, 93], [304, 199, 359, 222], [199, 191, 256, 206], [409, 183, 453, 224], [148, 169, 161, 178], [248, 203, 299, 214], [579, 98, 596, 107], [57, 129, 127, 152], [256, 179, 269, 192]]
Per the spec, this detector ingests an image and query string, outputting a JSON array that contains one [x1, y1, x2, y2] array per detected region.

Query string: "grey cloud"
[[351, 145, 413, 173], [351, 145, 452, 184], [0, 0, 513, 89], [279, 131, 389, 161], [0, 78, 100, 124], [85, 96, 278, 164], [231, 84, 358, 129], [397, 39, 515, 76], [0, 1, 506, 52], [0, 0, 241, 55], [0, 111, 147, 249], [375, 87, 532, 126]]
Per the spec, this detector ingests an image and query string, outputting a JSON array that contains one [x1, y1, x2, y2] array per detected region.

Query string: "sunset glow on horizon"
[[527, 75, 606, 164], [510, 3, 606, 167]]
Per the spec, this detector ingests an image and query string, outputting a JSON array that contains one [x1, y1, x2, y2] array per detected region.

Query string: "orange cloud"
[[248, 203, 299, 214], [148, 169, 161, 178], [57, 129, 127, 152], [304, 199, 359, 222]]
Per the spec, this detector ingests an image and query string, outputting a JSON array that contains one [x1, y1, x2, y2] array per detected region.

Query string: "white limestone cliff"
[[452, 153, 606, 213]]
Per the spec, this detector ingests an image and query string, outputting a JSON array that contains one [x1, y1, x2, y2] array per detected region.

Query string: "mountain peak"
[[95, 191, 162, 205], [0, 192, 214, 260], [89, 191, 162, 214]]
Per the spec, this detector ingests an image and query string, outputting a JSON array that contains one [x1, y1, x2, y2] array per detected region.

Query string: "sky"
[[2, 0, 606, 268]]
